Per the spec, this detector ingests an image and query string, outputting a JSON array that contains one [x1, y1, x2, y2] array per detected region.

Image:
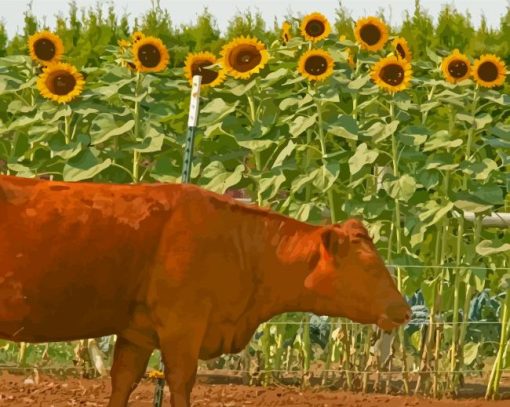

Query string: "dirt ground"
[[0, 372, 509, 406]]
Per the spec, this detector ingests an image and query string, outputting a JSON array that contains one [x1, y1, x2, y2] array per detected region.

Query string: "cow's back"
[[0, 175, 175, 342]]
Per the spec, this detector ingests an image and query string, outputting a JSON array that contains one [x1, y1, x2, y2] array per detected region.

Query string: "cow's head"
[[304, 218, 411, 331]]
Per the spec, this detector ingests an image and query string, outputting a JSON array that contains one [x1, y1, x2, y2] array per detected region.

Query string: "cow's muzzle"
[[377, 302, 411, 332]]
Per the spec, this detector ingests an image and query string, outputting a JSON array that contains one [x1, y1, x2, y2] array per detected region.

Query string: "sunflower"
[[392, 37, 412, 62], [132, 36, 169, 73], [441, 49, 471, 84], [300, 12, 331, 42], [371, 55, 412, 93], [28, 31, 64, 65], [282, 21, 292, 44], [37, 62, 85, 104], [298, 49, 334, 82], [221, 36, 269, 80], [354, 17, 388, 52], [132, 31, 145, 43], [184, 52, 225, 88], [472, 54, 506, 88]]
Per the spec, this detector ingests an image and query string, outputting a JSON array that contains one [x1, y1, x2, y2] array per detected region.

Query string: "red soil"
[[0, 372, 508, 406]]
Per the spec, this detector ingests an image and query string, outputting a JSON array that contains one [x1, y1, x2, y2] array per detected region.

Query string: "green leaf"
[[200, 99, 239, 126], [133, 126, 164, 153], [289, 114, 317, 138], [205, 164, 244, 194], [94, 78, 134, 98], [313, 162, 340, 192], [90, 114, 135, 144], [463, 342, 480, 366], [260, 68, 288, 87], [417, 200, 454, 227], [399, 126, 429, 146], [453, 200, 492, 214], [425, 153, 459, 171], [49, 134, 88, 160], [229, 80, 256, 96], [63, 149, 112, 181], [328, 115, 358, 140], [272, 140, 296, 168], [291, 170, 318, 193], [476, 240, 510, 256], [259, 171, 286, 200], [384, 174, 417, 201], [423, 130, 462, 152], [463, 159, 499, 181], [279, 97, 299, 111], [348, 143, 378, 175], [348, 75, 370, 90], [426, 47, 442, 64], [483, 93, 510, 106]]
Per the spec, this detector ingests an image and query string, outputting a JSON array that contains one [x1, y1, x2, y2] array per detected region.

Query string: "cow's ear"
[[320, 227, 348, 259]]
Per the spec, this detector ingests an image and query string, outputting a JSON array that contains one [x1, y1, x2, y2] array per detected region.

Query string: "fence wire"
[[386, 264, 510, 271], [263, 320, 502, 326]]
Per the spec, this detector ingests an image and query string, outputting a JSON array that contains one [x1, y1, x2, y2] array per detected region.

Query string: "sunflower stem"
[[316, 99, 336, 223], [132, 72, 142, 183], [247, 92, 263, 206], [64, 110, 72, 144], [389, 97, 410, 394], [450, 84, 480, 393]]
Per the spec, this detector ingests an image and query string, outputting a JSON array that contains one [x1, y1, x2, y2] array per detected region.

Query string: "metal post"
[[153, 75, 202, 407]]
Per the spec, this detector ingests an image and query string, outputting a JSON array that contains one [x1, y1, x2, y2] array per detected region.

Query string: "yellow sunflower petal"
[[300, 12, 331, 42], [184, 52, 225, 88], [132, 36, 170, 73], [371, 55, 412, 93], [220, 36, 269, 80], [282, 21, 292, 44], [354, 17, 389, 52], [37, 62, 85, 104], [28, 31, 64, 65], [472, 54, 506, 88], [441, 49, 471, 84], [297, 49, 334, 82], [392, 37, 412, 62]]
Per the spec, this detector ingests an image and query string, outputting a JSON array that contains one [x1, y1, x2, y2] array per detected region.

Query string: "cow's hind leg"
[[107, 336, 153, 407]]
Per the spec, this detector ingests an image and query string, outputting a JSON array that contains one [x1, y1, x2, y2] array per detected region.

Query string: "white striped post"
[[153, 74, 202, 407]]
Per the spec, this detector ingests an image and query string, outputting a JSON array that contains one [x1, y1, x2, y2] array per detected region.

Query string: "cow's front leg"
[[155, 302, 211, 407], [108, 336, 154, 407]]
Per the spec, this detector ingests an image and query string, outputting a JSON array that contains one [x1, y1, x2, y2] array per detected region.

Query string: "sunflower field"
[[0, 0, 509, 401]]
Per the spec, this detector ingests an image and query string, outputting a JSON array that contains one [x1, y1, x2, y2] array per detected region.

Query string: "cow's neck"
[[250, 215, 321, 323]]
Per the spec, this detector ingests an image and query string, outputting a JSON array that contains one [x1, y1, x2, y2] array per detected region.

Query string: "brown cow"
[[0, 174, 410, 407]]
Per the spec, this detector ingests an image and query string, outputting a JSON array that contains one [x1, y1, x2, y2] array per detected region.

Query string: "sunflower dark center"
[[396, 43, 406, 59], [138, 44, 161, 68], [448, 59, 468, 78], [306, 20, 325, 37], [192, 60, 219, 84], [360, 24, 381, 45], [230, 45, 262, 72], [304, 55, 328, 76], [478, 61, 498, 82], [47, 70, 76, 95], [34, 38, 56, 60], [380, 63, 405, 86]]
